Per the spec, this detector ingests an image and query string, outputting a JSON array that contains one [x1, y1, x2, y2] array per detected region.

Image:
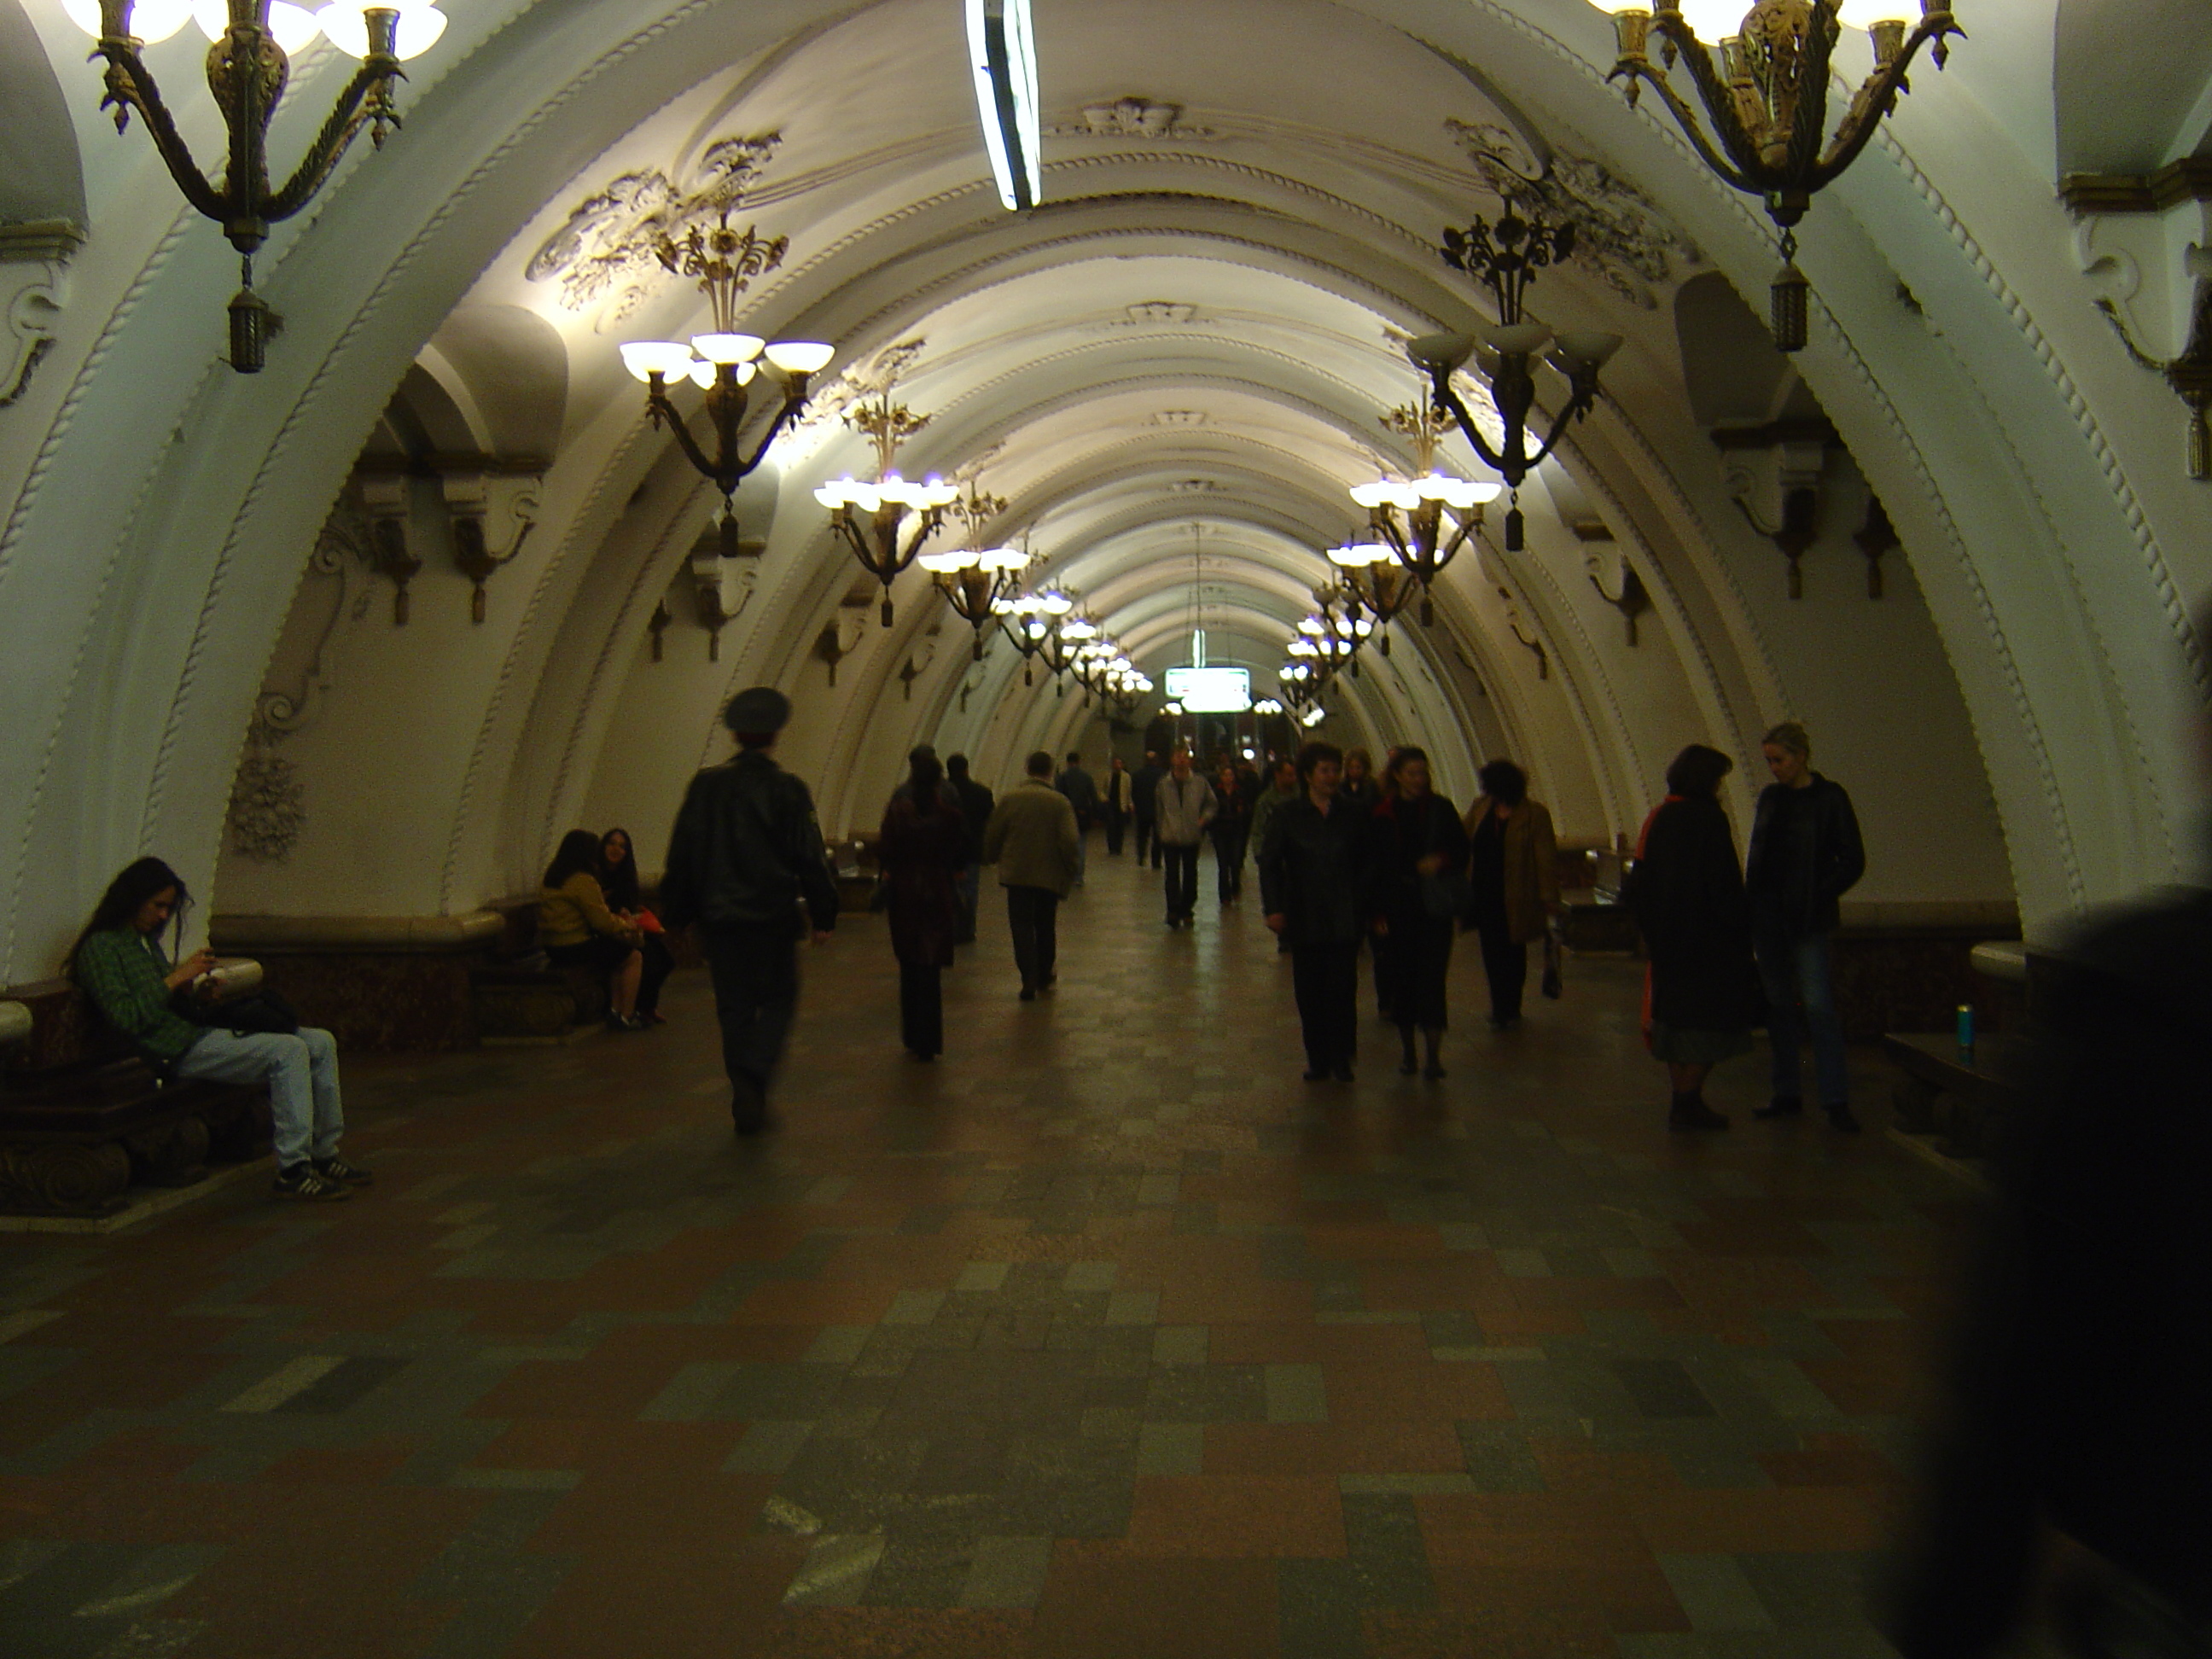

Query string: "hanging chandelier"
[[917, 486, 1029, 660], [620, 213, 834, 558], [1591, 0, 1962, 351], [1325, 539, 1418, 649], [1346, 396, 1503, 622], [1407, 206, 1621, 551], [67, 0, 450, 372], [1284, 592, 1374, 689], [998, 587, 1075, 685], [815, 390, 961, 626]]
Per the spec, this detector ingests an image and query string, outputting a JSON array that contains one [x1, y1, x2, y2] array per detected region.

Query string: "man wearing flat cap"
[[661, 686, 840, 1134]]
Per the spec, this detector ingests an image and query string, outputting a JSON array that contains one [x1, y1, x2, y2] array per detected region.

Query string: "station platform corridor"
[[0, 852, 1969, 1659]]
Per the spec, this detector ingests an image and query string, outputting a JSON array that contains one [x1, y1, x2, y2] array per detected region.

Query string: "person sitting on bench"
[[70, 857, 365, 1202], [538, 830, 646, 1031]]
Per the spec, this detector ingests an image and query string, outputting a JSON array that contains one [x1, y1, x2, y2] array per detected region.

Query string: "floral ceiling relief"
[[525, 133, 784, 320], [1444, 120, 1701, 311], [795, 338, 928, 432]]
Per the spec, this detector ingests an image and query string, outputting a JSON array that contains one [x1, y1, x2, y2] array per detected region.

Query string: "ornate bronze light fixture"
[[1285, 592, 1373, 688], [620, 213, 834, 559], [66, 0, 449, 372], [997, 587, 1074, 685], [815, 391, 961, 626], [1346, 397, 1504, 620], [1410, 208, 1620, 551], [1592, 0, 1962, 350], [917, 486, 1031, 659]]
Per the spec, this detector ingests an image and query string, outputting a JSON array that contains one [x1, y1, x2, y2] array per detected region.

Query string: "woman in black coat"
[[878, 749, 966, 1061], [1368, 748, 1468, 1080], [600, 828, 674, 1025], [1624, 744, 1759, 1131]]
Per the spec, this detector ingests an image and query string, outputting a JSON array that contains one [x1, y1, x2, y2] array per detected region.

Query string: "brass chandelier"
[[1592, 0, 1963, 350], [917, 485, 1031, 659], [1342, 397, 1502, 626], [1409, 207, 1620, 550], [998, 587, 1075, 685], [620, 213, 835, 558], [67, 0, 450, 372], [815, 392, 961, 626]]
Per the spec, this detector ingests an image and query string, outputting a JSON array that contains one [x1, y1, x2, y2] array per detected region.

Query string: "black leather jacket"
[[1744, 774, 1864, 937], [660, 750, 839, 934], [1258, 795, 1372, 945]]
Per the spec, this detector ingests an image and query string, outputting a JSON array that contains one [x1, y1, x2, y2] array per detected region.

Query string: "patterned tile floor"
[[0, 851, 1984, 1657]]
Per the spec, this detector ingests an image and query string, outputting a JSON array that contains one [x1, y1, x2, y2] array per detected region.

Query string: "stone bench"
[[1881, 934, 2041, 1165], [466, 899, 608, 1041], [0, 978, 271, 1218], [209, 911, 503, 1051]]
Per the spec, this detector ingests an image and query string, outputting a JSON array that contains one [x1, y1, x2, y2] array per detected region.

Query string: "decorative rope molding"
[[1871, 120, 2185, 873]]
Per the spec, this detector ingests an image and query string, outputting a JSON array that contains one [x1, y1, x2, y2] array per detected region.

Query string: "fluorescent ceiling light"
[[966, 0, 1041, 212]]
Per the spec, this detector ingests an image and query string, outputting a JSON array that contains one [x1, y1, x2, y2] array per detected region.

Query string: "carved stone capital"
[[441, 472, 541, 623], [0, 220, 85, 408]]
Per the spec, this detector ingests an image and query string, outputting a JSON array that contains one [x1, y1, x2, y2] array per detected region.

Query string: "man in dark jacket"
[[1132, 751, 1167, 869], [1743, 721, 1866, 1131], [946, 754, 994, 945], [1260, 741, 1371, 1081], [661, 686, 839, 1133], [1055, 753, 1100, 888]]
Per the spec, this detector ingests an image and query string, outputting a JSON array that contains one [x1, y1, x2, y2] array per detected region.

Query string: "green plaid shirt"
[[74, 928, 203, 1062]]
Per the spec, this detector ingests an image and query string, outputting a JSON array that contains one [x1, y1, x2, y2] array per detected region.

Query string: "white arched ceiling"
[[2, 0, 2206, 981]]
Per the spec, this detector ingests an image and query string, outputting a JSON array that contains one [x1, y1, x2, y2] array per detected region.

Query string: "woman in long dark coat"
[[1369, 748, 1468, 1080], [1624, 744, 1759, 1131], [878, 749, 966, 1061]]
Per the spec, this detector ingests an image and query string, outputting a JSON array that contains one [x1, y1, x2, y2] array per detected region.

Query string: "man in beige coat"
[[1462, 758, 1561, 1027], [982, 751, 1081, 1000]]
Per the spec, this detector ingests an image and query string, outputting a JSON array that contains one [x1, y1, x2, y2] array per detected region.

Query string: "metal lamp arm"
[[1814, 15, 1962, 187], [731, 385, 811, 480], [648, 380, 731, 490], [1606, 60, 1761, 195], [265, 57, 405, 222], [1429, 378, 1510, 476], [96, 45, 227, 221], [1652, 17, 1770, 183]]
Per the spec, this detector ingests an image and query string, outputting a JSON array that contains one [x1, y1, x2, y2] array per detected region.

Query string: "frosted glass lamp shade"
[[1406, 331, 1476, 373], [1328, 541, 1387, 567], [917, 549, 979, 573], [692, 333, 764, 364], [978, 546, 1029, 571], [764, 341, 835, 375], [193, 0, 321, 50], [1482, 322, 1554, 358], [620, 341, 696, 381], [65, 0, 194, 39], [1833, 0, 1910, 24], [317, 3, 447, 60]]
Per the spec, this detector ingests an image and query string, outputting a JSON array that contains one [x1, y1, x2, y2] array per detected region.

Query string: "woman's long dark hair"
[[599, 828, 640, 912], [70, 856, 189, 973], [907, 751, 945, 815], [544, 830, 604, 889]]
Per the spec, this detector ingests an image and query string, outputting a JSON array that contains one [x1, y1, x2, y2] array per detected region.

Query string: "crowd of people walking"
[[58, 686, 1868, 1197]]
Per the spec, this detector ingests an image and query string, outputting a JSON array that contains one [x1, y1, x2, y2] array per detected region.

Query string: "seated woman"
[[599, 826, 672, 1026], [71, 857, 366, 1202], [538, 830, 645, 1032]]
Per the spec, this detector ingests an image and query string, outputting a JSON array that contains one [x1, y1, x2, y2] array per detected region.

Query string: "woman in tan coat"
[[1461, 760, 1560, 1029]]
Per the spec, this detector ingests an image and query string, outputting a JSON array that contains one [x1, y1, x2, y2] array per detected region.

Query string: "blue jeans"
[[176, 1026, 344, 1167], [1755, 931, 1848, 1107]]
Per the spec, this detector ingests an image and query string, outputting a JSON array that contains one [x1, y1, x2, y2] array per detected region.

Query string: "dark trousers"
[[1380, 917, 1454, 1030], [899, 962, 943, 1057], [636, 932, 675, 1017], [1161, 843, 1200, 920], [1477, 923, 1527, 1022], [1210, 825, 1247, 901], [1291, 940, 1360, 1071], [1134, 816, 1159, 867], [1005, 886, 1059, 990], [1104, 808, 1126, 855], [702, 923, 800, 1128]]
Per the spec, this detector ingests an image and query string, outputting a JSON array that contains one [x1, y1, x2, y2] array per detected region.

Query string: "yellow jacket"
[[538, 871, 629, 949]]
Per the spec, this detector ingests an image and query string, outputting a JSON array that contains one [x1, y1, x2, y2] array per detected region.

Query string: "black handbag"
[[188, 987, 301, 1037], [1420, 869, 1473, 920]]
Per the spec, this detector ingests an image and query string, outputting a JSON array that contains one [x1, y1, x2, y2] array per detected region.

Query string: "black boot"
[[1668, 1092, 1731, 1132], [1423, 1029, 1446, 1081]]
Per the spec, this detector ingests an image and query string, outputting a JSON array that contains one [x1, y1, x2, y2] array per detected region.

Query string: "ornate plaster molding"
[[0, 221, 85, 409], [523, 131, 783, 319], [1444, 119, 1700, 311], [1046, 98, 1218, 141]]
